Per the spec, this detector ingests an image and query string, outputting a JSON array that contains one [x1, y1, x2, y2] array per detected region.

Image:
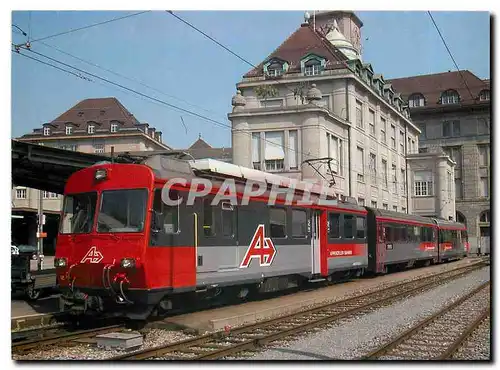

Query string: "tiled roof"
[[21, 97, 162, 138], [243, 23, 348, 78], [188, 138, 212, 150], [388, 70, 490, 108]]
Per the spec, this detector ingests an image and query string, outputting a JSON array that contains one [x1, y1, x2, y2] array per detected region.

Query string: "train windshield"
[[60, 192, 98, 234], [97, 189, 148, 233]]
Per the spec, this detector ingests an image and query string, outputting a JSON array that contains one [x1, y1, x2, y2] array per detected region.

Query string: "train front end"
[[55, 162, 155, 319]]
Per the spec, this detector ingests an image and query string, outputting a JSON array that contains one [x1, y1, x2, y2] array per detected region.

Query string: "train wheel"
[[25, 284, 41, 301]]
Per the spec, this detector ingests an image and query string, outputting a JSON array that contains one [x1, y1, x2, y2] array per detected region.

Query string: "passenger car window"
[[270, 207, 287, 238], [356, 217, 366, 239], [292, 209, 307, 238], [344, 215, 355, 238]]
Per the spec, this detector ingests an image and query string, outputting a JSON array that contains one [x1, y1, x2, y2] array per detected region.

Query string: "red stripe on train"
[[326, 243, 366, 258]]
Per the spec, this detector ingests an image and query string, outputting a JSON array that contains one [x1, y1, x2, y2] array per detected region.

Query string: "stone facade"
[[229, 11, 420, 212], [390, 71, 490, 254]]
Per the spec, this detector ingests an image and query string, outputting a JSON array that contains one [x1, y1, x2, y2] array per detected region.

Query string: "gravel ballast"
[[241, 266, 491, 361]]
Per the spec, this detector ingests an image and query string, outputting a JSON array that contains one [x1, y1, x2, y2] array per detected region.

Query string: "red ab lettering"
[[81, 246, 104, 264], [240, 225, 277, 268]]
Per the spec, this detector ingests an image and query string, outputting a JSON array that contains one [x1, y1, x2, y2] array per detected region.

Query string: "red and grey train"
[[54, 155, 468, 319]]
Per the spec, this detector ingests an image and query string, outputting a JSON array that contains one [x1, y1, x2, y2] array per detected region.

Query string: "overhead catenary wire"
[[25, 11, 150, 44], [13, 45, 406, 186], [427, 11, 476, 102]]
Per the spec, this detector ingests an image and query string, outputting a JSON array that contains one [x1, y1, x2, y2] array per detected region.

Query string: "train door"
[[311, 210, 322, 275]]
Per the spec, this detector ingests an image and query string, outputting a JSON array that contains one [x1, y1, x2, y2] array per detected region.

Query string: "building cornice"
[[16, 132, 172, 150], [406, 152, 456, 167], [236, 71, 420, 134], [228, 103, 351, 128]]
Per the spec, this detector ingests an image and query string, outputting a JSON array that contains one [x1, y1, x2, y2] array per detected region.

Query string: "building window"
[[443, 121, 461, 137], [43, 127, 50, 136], [252, 132, 261, 170], [479, 90, 490, 101], [369, 153, 377, 183], [65, 125, 72, 135], [441, 89, 460, 105], [15, 188, 27, 199], [401, 169, 406, 193], [266, 61, 283, 77], [479, 210, 490, 223], [368, 109, 375, 136], [93, 143, 105, 154], [391, 164, 397, 193], [382, 159, 388, 188], [357, 146, 364, 182], [383, 203, 388, 210], [88, 125, 95, 134], [42, 191, 58, 199], [288, 130, 298, 170], [408, 93, 425, 108], [356, 100, 363, 129], [447, 171, 453, 197], [419, 123, 427, 139], [393, 205, 398, 212], [455, 178, 462, 199], [357, 198, 365, 206], [480, 177, 489, 197], [304, 59, 321, 76], [380, 117, 386, 144], [400, 131, 405, 154], [59, 145, 78, 151], [478, 145, 489, 167], [419, 148, 428, 153], [264, 131, 285, 172], [414, 171, 433, 196], [443, 146, 462, 168], [111, 123, 118, 133], [402, 207, 407, 213], [327, 133, 342, 175], [371, 200, 377, 208], [390, 124, 396, 149]]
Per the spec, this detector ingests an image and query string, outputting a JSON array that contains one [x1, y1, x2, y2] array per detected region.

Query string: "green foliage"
[[254, 85, 278, 100]]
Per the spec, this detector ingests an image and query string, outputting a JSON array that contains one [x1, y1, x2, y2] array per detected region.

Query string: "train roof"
[[365, 207, 436, 225], [109, 154, 364, 210], [433, 219, 466, 229]]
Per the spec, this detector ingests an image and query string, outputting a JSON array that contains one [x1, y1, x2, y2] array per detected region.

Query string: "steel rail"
[[360, 281, 490, 360], [111, 260, 488, 360], [12, 324, 124, 353], [437, 307, 490, 360]]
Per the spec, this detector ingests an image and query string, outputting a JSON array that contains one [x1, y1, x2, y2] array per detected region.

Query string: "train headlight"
[[120, 258, 136, 269], [54, 257, 67, 268], [95, 168, 107, 181]]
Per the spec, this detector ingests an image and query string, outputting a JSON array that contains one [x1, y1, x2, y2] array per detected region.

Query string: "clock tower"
[[309, 11, 363, 57]]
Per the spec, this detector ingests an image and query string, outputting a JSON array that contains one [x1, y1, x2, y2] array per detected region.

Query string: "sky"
[[11, 10, 491, 149]]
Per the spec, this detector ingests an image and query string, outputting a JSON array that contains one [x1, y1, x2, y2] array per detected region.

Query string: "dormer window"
[[479, 89, 490, 101], [111, 123, 118, 133], [441, 89, 460, 105], [88, 125, 95, 134], [43, 127, 50, 136], [65, 125, 72, 135], [408, 93, 425, 108], [264, 58, 288, 78], [304, 59, 321, 76]]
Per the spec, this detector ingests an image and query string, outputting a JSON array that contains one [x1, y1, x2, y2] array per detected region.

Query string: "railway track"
[[361, 281, 490, 360], [12, 323, 126, 354], [109, 259, 489, 360]]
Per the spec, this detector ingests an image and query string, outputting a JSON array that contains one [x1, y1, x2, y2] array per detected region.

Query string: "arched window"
[[479, 210, 490, 223], [441, 89, 460, 105], [408, 93, 425, 108], [304, 59, 321, 76], [479, 89, 490, 101], [456, 211, 466, 226]]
